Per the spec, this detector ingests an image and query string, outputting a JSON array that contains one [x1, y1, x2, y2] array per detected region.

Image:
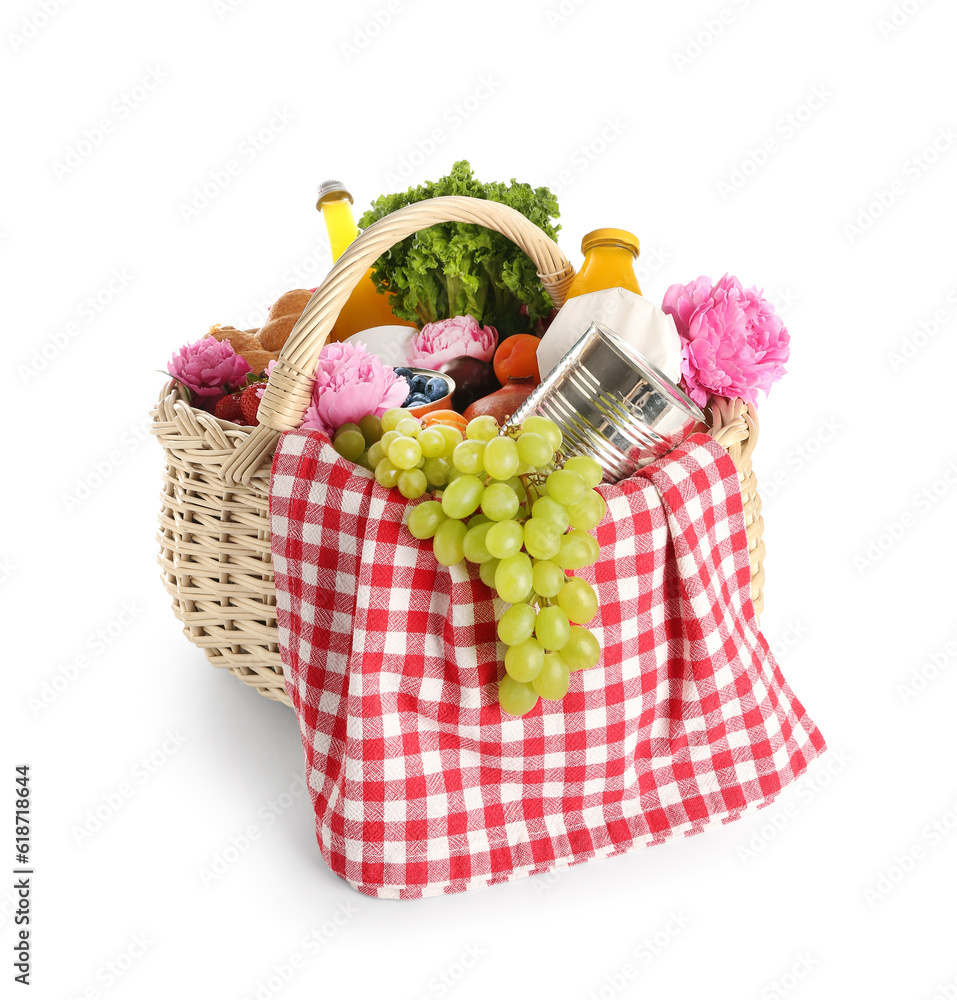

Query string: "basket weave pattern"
[[151, 198, 766, 707]]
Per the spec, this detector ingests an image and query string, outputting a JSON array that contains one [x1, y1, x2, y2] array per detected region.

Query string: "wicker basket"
[[152, 196, 766, 708]]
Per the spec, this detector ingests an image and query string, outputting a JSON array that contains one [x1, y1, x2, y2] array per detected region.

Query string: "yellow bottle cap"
[[316, 179, 354, 210], [581, 228, 640, 257]]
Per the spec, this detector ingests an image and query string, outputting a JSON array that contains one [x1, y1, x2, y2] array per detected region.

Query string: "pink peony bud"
[[168, 337, 252, 406], [662, 274, 790, 407], [407, 315, 498, 371], [300, 341, 409, 437]]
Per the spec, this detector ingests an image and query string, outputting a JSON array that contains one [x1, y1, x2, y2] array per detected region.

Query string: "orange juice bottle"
[[565, 228, 642, 299], [317, 180, 417, 342]]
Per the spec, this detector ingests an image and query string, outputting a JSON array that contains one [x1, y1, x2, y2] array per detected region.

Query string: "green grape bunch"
[[330, 408, 606, 717]]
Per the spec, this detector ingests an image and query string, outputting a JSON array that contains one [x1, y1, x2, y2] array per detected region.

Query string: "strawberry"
[[214, 393, 244, 423], [240, 382, 265, 426]]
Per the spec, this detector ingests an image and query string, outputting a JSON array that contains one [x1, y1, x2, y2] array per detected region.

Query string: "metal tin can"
[[505, 322, 705, 483]]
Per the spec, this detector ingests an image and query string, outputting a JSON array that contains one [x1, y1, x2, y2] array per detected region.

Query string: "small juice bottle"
[[317, 180, 416, 342], [565, 228, 642, 299]]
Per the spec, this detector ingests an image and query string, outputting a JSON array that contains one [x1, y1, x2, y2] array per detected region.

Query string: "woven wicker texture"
[[151, 197, 766, 706]]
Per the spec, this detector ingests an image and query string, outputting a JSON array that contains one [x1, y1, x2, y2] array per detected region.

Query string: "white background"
[[4, 0, 957, 997]]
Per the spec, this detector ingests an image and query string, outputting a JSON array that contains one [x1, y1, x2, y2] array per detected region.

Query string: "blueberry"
[[401, 393, 414, 407], [394, 367, 412, 380], [410, 376, 428, 394], [425, 376, 448, 400], [407, 393, 432, 406]]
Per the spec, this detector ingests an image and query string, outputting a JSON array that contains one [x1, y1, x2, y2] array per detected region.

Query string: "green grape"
[[465, 415, 499, 442], [483, 436, 520, 480], [422, 457, 451, 488], [520, 415, 562, 451], [416, 456, 426, 469], [374, 458, 400, 489], [447, 466, 465, 486], [498, 675, 539, 717], [546, 469, 587, 506], [566, 491, 606, 531], [481, 483, 520, 523], [332, 429, 365, 462], [495, 553, 534, 604], [562, 626, 601, 671], [463, 521, 494, 564], [468, 513, 491, 527], [497, 602, 537, 646], [557, 577, 599, 624], [418, 427, 447, 458], [388, 436, 423, 470], [485, 520, 524, 560], [436, 424, 463, 455], [479, 558, 500, 588], [333, 422, 361, 440], [501, 476, 527, 502], [553, 530, 598, 571], [367, 441, 386, 468], [523, 517, 561, 561], [396, 418, 421, 438], [504, 636, 545, 682], [407, 500, 447, 539], [380, 430, 401, 450], [532, 560, 565, 599], [433, 518, 468, 566], [398, 468, 428, 500], [452, 440, 486, 476], [357, 450, 374, 472], [441, 474, 484, 519], [531, 496, 569, 531], [563, 455, 603, 489], [358, 414, 383, 445], [534, 605, 571, 651], [516, 432, 553, 468], [532, 652, 570, 700], [381, 408, 413, 432]]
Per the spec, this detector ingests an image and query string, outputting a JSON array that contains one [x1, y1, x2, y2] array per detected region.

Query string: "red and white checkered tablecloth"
[[269, 429, 826, 899]]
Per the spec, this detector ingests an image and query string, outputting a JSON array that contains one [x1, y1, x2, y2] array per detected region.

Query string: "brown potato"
[[266, 289, 312, 324], [258, 313, 298, 353]]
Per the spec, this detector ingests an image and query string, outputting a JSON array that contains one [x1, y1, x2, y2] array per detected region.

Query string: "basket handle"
[[222, 195, 575, 486]]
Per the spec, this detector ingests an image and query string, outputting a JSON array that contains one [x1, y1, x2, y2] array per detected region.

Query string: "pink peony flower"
[[300, 341, 408, 437], [407, 315, 498, 371], [168, 337, 252, 406], [662, 274, 790, 407]]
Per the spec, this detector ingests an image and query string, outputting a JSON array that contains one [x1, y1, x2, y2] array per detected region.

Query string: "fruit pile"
[[392, 367, 451, 408], [330, 408, 605, 716]]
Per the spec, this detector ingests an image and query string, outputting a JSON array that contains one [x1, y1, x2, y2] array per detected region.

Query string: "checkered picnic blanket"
[[269, 430, 825, 899]]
